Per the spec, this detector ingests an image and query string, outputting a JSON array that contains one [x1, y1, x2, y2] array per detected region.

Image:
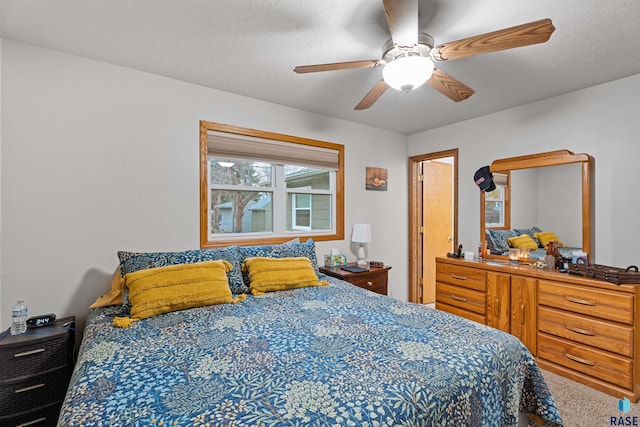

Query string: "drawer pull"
[[520, 304, 525, 325], [451, 294, 467, 302], [565, 296, 596, 306], [14, 348, 45, 358], [450, 274, 467, 280], [565, 325, 596, 336], [564, 352, 596, 366], [15, 383, 46, 393], [366, 281, 373, 287], [17, 418, 47, 427], [495, 298, 501, 317]]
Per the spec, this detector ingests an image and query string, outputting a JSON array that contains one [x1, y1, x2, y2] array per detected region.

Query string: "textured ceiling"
[[1, 0, 639, 134]]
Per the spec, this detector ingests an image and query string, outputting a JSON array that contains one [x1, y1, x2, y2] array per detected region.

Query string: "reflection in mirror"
[[480, 150, 593, 262], [510, 163, 582, 248], [484, 173, 509, 228]]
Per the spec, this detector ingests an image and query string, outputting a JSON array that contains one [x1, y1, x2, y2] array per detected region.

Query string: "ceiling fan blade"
[[431, 18, 555, 61], [355, 80, 389, 110], [383, 0, 418, 47], [427, 68, 475, 102], [293, 60, 379, 74]]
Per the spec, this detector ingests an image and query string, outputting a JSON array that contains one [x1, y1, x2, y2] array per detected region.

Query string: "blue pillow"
[[117, 246, 247, 294], [513, 226, 542, 238], [485, 230, 497, 251], [238, 238, 319, 285], [487, 229, 518, 251]]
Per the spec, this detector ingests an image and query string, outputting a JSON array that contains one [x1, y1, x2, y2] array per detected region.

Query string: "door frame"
[[408, 149, 458, 303]]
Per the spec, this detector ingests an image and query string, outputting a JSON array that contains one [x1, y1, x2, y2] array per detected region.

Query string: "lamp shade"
[[351, 223, 372, 243], [382, 55, 434, 92]]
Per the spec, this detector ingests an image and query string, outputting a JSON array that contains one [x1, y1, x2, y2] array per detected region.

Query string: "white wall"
[[409, 73, 640, 267], [0, 39, 409, 329]]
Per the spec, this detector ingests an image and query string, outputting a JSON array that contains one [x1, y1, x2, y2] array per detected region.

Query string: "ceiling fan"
[[293, 0, 555, 110]]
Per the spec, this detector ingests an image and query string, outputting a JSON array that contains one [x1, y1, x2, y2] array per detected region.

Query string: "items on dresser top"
[[340, 265, 369, 273], [10, 300, 28, 335], [0, 316, 76, 427]]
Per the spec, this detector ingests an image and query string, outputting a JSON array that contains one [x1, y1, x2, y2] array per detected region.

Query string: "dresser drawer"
[[436, 263, 486, 291], [436, 282, 486, 314], [348, 274, 387, 294], [538, 280, 634, 325], [538, 333, 633, 389], [436, 302, 486, 325], [538, 306, 633, 357], [0, 400, 62, 427], [0, 367, 70, 417], [0, 335, 71, 382]]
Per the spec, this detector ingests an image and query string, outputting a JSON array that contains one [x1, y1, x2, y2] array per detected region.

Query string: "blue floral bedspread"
[[59, 278, 562, 426]]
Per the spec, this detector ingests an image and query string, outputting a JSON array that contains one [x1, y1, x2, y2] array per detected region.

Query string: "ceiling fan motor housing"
[[382, 33, 434, 63]]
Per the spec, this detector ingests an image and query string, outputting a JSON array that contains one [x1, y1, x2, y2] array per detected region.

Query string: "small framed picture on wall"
[[366, 167, 388, 191]]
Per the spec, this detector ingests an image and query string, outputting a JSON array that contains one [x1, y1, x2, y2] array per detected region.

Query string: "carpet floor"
[[541, 369, 640, 427]]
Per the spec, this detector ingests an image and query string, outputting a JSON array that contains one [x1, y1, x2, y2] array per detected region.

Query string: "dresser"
[[319, 264, 391, 295], [0, 316, 76, 427], [436, 257, 640, 402]]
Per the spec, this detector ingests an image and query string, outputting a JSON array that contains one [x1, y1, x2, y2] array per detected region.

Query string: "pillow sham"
[[507, 234, 539, 250], [485, 230, 497, 252], [242, 256, 328, 296], [89, 266, 125, 308], [113, 260, 245, 328], [238, 238, 319, 284], [487, 229, 518, 251], [118, 246, 247, 294], [534, 231, 564, 248]]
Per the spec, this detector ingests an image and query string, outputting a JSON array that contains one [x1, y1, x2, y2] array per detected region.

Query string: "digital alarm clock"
[[26, 313, 57, 329]]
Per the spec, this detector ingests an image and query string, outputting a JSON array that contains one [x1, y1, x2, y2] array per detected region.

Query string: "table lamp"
[[352, 223, 371, 266]]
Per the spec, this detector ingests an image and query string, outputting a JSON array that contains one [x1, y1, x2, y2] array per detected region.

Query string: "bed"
[[58, 241, 562, 426], [486, 227, 581, 261]]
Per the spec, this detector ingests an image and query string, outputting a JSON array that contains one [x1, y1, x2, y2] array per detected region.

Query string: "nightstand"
[[0, 316, 76, 427], [320, 263, 392, 295]]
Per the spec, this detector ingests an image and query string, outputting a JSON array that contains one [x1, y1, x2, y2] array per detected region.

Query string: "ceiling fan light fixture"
[[382, 55, 434, 92]]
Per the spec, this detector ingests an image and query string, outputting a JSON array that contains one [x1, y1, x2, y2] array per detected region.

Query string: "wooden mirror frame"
[[480, 150, 593, 261]]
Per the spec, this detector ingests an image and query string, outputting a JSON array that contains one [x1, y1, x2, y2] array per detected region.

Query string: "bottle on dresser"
[[11, 299, 28, 335]]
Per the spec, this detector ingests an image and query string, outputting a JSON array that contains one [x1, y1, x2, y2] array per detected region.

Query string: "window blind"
[[207, 131, 340, 170], [493, 173, 509, 186]]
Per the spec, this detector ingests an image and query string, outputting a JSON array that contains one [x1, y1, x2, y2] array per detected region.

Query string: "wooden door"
[[422, 161, 453, 303], [487, 272, 511, 332], [511, 275, 537, 355]]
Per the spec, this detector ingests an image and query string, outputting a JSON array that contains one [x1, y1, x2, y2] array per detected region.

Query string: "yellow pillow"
[[90, 265, 125, 308], [534, 231, 563, 248], [243, 256, 328, 296], [507, 234, 539, 250], [113, 260, 245, 328]]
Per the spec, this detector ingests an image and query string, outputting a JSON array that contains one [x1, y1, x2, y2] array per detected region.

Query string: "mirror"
[[480, 150, 593, 262]]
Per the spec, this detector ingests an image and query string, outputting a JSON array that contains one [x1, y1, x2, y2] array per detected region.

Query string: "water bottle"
[[11, 300, 28, 335]]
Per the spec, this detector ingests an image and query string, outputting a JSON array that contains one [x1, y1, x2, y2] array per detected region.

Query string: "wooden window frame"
[[200, 121, 344, 248]]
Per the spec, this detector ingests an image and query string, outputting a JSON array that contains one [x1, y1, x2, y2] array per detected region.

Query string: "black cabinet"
[[0, 316, 75, 427]]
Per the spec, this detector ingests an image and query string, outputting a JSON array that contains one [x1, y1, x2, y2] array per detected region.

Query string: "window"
[[291, 194, 311, 231], [484, 172, 510, 228], [200, 121, 344, 248]]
